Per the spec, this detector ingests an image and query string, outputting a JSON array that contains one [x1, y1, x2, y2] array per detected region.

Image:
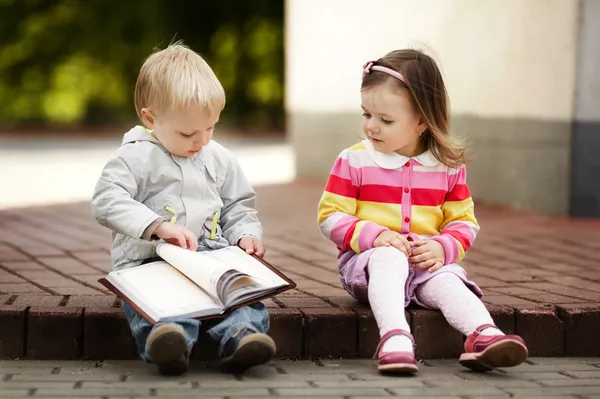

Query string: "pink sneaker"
[[459, 324, 528, 372], [374, 329, 419, 375]]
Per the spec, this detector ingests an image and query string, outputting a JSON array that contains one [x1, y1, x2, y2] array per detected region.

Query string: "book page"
[[156, 243, 233, 303], [204, 246, 288, 287], [112, 262, 221, 320], [202, 246, 290, 307]]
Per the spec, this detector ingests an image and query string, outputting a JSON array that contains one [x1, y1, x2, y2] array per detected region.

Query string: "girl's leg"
[[367, 247, 413, 352], [415, 272, 528, 370], [414, 272, 502, 336]]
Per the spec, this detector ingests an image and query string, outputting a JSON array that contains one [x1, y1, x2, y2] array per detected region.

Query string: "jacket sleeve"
[[219, 154, 262, 245], [91, 155, 163, 239], [431, 165, 479, 264], [317, 150, 388, 253]]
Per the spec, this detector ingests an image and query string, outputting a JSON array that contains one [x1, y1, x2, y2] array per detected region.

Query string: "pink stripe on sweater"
[[443, 221, 476, 245], [432, 234, 459, 265], [330, 214, 360, 248], [330, 157, 361, 184], [337, 159, 450, 190], [357, 222, 388, 252]]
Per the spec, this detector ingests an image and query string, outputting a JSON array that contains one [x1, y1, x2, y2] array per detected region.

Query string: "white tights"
[[367, 247, 502, 353]]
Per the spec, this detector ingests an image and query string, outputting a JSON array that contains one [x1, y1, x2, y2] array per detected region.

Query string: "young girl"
[[317, 49, 528, 375]]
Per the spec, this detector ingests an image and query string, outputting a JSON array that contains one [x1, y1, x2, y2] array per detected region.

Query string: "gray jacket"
[[91, 126, 262, 270]]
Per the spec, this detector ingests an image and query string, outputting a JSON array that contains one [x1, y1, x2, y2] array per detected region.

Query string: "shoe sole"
[[219, 333, 276, 373], [378, 363, 419, 375], [459, 338, 528, 372], [147, 328, 188, 375]]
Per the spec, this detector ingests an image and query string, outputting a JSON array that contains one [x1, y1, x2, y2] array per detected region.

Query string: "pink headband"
[[363, 61, 407, 85]]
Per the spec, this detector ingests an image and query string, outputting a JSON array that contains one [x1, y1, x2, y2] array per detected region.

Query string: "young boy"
[[91, 42, 275, 376]]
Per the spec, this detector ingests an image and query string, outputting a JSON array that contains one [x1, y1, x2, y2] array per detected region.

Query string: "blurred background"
[[0, 0, 284, 130], [0, 0, 291, 209], [1, 0, 599, 217]]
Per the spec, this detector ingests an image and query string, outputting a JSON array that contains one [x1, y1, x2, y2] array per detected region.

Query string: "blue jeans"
[[122, 301, 270, 362]]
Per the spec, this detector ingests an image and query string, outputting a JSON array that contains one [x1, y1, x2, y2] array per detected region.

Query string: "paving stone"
[[506, 386, 600, 395], [410, 307, 463, 359], [9, 373, 122, 382], [315, 379, 425, 388], [0, 305, 27, 359], [10, 294, 63, 307], [562, 370, 600, 378], [355, 306, 379, 358], [302, 307, 357, 358], [156, 388, 269, 396], [35, 387, 152, 396], [485, 303, 515, 334], [276, 388, 390, 396], [538, 378, 600, 386], [267, 307, 303, 358], [515, 307, 564, 356], [0, 381, 75, 388], [65, 295, 115, 308], [0, 389, 30, 397], [557, 303, 600, 356], [27, 307, 82, 359], [388, 386, 506, 396], [82, 307, 138, 360]]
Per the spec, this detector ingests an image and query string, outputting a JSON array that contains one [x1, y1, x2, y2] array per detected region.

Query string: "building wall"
[[570, 0, 600, 217], [285, 0, 583, 215]]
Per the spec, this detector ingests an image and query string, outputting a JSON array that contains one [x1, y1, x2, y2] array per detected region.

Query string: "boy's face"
[[141, 105, 220, 158]]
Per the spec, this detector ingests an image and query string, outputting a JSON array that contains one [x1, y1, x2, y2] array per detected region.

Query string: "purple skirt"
[[337, 248, 483, 308]]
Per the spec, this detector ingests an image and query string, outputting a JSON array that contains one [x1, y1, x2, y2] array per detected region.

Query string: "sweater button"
[[404, 187, 410, 193], [405, 161, 410, 167], [404, 217, 410, 223]]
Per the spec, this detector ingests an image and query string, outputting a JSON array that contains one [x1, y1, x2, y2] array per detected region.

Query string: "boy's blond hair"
[[134, 41, 225, 119]]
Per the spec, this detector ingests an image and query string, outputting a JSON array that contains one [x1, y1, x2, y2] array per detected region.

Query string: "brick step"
[[0, 296, 598, 360], [2, 182, 600, 361]]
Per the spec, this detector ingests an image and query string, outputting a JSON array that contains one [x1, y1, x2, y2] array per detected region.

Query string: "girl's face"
[[360, 82, 427, 157]]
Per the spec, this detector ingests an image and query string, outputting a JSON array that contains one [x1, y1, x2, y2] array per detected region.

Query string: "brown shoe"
[[147, 324, 188, 376], [219, 330, 276, 373]]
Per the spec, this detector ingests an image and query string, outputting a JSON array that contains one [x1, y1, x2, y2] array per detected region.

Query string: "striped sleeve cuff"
[[431, 234, 460, 264], [350, 221, 389, 253]]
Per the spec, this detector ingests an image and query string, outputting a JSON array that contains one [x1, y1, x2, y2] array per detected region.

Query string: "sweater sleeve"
[[317, 150, 388, 253], [431, 165, 479, 264]]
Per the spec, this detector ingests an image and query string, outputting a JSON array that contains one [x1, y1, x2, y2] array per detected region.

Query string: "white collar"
[[362, 139, 439, 169]]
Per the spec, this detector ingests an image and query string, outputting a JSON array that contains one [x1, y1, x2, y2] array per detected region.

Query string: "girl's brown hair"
[[361, 49, 466, 168]]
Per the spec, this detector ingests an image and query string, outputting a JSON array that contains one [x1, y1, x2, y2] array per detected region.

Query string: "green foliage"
[[0, 0, 284, 129]]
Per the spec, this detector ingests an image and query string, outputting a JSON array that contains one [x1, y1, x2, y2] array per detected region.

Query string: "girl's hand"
[[238, 236, 265, 258], [155, 222, 198, 251], [373, 231, 411, 256], [409, 239, 445, 272]]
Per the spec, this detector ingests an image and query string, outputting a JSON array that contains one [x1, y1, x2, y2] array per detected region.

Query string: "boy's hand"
[[238, 236, 265, 258], [409, 239, 445, 272], [155, 222, 198, 251], [373, 230, 411, 256]]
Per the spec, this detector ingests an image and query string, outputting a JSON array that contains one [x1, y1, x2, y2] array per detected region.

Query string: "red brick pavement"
[[1, 180, 599, 360]]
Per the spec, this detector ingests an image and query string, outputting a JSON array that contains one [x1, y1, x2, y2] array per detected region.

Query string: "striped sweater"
[[317, 140, 479, 264]]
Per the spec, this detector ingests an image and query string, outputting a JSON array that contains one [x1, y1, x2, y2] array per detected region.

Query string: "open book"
[[99, 243, 296, 324]]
